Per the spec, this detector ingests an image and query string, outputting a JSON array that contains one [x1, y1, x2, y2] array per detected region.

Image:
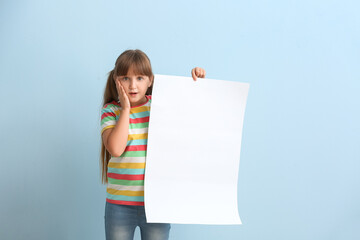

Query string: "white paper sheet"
[[144, 74, 249, 224]]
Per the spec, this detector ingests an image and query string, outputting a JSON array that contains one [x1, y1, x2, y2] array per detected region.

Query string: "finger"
[[191, 68, 197, 81], [115, 80, 120, 93], [116, 80, 126, 98], [117, 81, 123, 95], [199, 68, 204, 78], [195, 68, 201, 78], [115, 81, 121, 102], [196, 67, 201, 77], [194, 67, 201, 81], [120, 84, 127, 96]]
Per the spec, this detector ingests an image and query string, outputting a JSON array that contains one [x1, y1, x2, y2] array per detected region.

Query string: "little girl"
[[100, 49, 206, 240]]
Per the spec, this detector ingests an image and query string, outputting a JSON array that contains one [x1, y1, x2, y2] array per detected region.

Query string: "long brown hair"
[[100, 49, 154, 184]]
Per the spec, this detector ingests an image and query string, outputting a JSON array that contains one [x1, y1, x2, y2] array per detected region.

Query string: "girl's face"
[[115, 65, 153, 107]]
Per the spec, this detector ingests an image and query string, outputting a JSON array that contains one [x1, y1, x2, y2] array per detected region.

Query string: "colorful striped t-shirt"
[[100, 95, 152, 206]]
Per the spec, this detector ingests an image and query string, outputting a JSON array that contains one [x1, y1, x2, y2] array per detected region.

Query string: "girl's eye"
[[122, 77, 128, 81], [138, 77, 143, 80]]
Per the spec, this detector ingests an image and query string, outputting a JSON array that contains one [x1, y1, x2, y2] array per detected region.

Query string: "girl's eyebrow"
[[121, 74, 146, 77]]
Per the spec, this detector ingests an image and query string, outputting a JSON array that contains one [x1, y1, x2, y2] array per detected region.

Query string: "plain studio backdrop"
[[0, 0, 359, 240]]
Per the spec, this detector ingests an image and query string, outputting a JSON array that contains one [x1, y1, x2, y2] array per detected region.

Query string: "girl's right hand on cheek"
[[115, 79, 131, 110]]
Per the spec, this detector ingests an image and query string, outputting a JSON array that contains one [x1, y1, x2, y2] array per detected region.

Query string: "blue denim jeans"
[[105, 201, 171, 240]]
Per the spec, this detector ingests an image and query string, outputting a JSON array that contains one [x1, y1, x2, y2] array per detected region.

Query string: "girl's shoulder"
[[102, 100, 122, 110], [102, 95, 152, 111]]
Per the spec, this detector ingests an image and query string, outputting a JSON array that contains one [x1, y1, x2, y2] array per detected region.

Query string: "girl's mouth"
[[129, 93, 138, 97]]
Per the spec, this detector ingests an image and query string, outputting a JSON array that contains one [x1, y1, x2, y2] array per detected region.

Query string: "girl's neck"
[[130, 95, 148, 108]]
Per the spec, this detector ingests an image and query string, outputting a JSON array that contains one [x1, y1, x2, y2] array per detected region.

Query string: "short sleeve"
[[100, 103, 119, 135]]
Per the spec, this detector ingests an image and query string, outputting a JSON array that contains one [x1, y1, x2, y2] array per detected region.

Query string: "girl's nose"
[[129, 79, 136, 88]]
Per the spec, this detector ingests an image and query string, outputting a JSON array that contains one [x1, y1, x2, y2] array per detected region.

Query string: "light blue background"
[[1, 0, 359, 239]]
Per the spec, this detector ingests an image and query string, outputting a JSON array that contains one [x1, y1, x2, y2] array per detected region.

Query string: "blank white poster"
[[144, 74, 249, 224]]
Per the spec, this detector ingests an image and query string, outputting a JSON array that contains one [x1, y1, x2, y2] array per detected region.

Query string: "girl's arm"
[[102, 77, 132, 157], [102, 108, 130, 157]]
